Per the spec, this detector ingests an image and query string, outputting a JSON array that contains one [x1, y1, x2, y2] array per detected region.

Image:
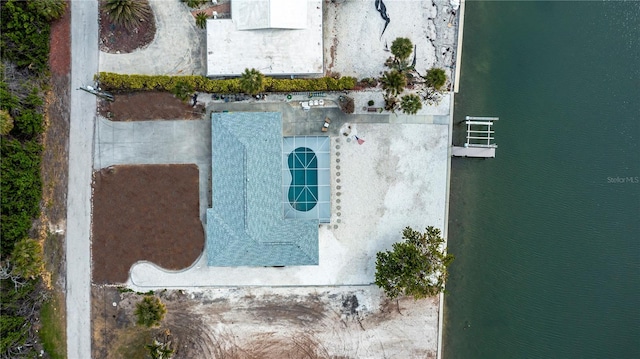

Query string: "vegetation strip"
[[97, 72, 357, 94], [1, 0, 67, 357]]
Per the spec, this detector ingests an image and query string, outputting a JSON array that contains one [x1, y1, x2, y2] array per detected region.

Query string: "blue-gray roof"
[[206, 112, 319, 266]]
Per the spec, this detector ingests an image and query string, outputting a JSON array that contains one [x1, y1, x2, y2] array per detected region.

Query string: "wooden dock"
[[452, 146, 496, 158]]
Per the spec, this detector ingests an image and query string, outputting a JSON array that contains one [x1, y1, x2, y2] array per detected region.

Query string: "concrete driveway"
[[67, 1, 98, 358], [94, 117, 212, 219], [99, 0, 206, 75]]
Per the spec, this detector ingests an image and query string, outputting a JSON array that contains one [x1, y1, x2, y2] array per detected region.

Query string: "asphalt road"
[[67, 0, 98, 358]]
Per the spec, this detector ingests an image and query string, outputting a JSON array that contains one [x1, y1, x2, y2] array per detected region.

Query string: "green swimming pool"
[[287, 147, 318, 211]]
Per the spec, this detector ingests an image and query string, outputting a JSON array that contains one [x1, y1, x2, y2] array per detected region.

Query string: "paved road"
[[67, 0, 98, 358]]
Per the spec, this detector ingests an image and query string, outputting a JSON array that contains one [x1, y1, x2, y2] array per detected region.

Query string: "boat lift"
[[452, 116, 498, 158]]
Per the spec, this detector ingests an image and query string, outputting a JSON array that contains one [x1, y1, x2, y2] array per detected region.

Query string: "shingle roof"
[[206, 112, 319, 266]]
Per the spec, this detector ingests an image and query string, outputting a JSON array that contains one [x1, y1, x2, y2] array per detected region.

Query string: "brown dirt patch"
[[36, 0, 70, 293], [91, 164, 204, 284], [98, 92, 205, 121], [98, 0, 156, 54], [49, 1, 70, 76]]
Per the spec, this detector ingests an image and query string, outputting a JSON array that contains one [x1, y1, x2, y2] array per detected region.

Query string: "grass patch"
[[39, 292, 66, 359], [116, 327, 155, 359]]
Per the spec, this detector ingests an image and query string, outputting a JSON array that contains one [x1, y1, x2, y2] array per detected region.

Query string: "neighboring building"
[[207, 112, 330, 266], [206, 0, 324, 77]]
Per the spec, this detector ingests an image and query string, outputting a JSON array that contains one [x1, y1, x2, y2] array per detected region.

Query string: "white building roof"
[[232, 0, 308, 30], [206, 0, 323, 77]]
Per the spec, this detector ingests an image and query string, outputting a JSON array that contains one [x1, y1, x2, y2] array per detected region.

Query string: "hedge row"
[[97, 72, 357, 93]]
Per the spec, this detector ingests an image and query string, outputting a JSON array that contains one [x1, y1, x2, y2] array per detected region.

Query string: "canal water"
[[444, 1, 640, 358]]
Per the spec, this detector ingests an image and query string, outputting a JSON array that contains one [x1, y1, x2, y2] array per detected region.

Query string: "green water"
[[444, 2, 640, 358]]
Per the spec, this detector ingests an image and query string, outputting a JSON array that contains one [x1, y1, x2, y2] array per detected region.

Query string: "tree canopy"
[[425, 67, 447, 91], [375, 226, 454, 299], [400, 94, 422, 115], [239, 68, 264, 95], [391, 37, 413, 61], [380, 70, 406, 97]]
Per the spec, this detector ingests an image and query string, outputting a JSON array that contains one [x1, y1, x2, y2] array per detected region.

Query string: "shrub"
[[182, 0, 206, 8], [367, 100, 375, 107], [12, 110, 43, 138], [425, 68, 447, 91], [195, 12, 208, 29], [96, 73, 357, 94], [171, 81, 194, 101], [0, 0, 52, 73], [0, 109, 14, 135], [400, 94, 422, 115], [338, 96, 354, 114], [102, 0, 152, 30], [10, 238, 44, 280], [28, 0, 67, 21], [0, 138, 42, 256], [135, 296, 167, 327], [384, 95, 399, 112]]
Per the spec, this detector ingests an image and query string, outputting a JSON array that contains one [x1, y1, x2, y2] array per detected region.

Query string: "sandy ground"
[[325, 0, 459, 81], [92, 286, 439, 358]]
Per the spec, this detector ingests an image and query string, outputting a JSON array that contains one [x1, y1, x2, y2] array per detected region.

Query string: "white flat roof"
[[206, 0, 323, 77], [232, 0, 308, 30]]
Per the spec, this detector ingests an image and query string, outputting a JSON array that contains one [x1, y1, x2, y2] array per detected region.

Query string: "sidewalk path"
[[67, 0, 98, 358], [99, 0, 206, 75]]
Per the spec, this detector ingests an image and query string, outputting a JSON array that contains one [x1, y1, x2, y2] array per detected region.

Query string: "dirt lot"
[[98, 92, 205, 121], [92, 286, 439, 359], [91, 164, 204, 284], [98, 0, 156, 54]]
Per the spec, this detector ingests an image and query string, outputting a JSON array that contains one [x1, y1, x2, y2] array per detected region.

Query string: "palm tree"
[[391, 37, 413, 62], [195, 11, 208, 29], [102, 0, 152, 30], [239, 68, 264, 95], [425, 68, 447, 91], [380, 70, 406, 96], [400, 94, 422, 115]]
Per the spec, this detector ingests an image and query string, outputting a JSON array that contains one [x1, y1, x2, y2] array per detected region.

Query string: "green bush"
[[97, 72, 357, 94], [11, 238, 44, 280], [171, 81, 194, 101], [0, 109, 14, 135], [0, 0, 52, 73], [135, 296, 166, 327], [12, 109, 43, 137], [0, 138, 43, 256]]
